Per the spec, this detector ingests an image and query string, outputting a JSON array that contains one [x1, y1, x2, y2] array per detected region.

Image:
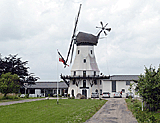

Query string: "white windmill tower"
[[59, 4, 111, 98]]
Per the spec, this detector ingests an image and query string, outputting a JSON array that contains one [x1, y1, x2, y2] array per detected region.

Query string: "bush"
[[68, 94, 70, 97], [80, 95, 86, 99], [48, 94, 50, 97], [13, 96, 19, 99], [24, 94, 29, 98], [18, 93, 21, 97], [58, 94, 62, 97], [71, 96, 75, 99]]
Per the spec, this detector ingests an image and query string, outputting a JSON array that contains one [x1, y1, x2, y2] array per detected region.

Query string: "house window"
[[126, 81, 130, 85], [100, 80, 102, 85], [100, 89, 102, 95], [74, 71, 76, 76], [91, 50, 92, 54], [112, 81, 116, 92], [94, 71, 96, 76], [84, 59, 86, 63], [122, 89, 125, 93], [83, 80, 86, 87], [78, 50, 80, 54], [83, 71, 86, 77]]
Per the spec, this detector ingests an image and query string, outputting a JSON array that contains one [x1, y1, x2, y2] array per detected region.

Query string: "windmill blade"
[[104, 31, 107, 36], [104, 23, 108, 28], [105, 28, 111, 32], [70, 42, 75, 64], [66, 4, 82, 63], [96, 26, 101, 29], [100, 21, 103, 27]]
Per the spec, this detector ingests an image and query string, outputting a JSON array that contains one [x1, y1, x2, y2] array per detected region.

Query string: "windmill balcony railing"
[[60, 74, 110, 80]]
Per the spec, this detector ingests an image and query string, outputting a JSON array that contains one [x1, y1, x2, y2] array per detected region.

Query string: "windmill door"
[[82, 90, 87, 97]]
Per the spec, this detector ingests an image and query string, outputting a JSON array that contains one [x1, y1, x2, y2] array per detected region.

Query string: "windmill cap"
[[76, 32, 98, 46]]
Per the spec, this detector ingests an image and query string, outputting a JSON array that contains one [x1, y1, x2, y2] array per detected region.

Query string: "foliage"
[[125, 99, 160, 122], [24, 94, 29, 98], [80, 95, 86, 99], [0, 54, 39, 85], [136, 65, 160, 111], [58, 94, 62, 97], [0, 99, 107, 123], [0, 73, 20, 97]]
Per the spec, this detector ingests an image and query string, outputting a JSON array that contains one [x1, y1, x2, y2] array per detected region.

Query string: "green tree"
[[136, 65, 160, 111], [0, 72, 20, 97]]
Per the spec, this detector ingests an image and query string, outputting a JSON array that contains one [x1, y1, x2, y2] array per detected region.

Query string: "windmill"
[[58, 4, 111, 68]]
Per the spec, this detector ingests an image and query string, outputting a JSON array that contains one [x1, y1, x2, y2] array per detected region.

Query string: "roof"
[[76, 32, 98, 45], [26, 82, 68, 89], [104, 75, 139, 81]]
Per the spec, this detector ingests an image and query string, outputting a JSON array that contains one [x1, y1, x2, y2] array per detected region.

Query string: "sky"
[[0, 0, 160, 81]]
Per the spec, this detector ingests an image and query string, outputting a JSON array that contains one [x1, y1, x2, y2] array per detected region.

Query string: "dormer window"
[[91, 50, 92, 54], [78, 50, 80, 54], [84, 59, 86, 63]]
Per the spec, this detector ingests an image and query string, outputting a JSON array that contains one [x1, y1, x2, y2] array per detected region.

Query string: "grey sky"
[[0, 0, 160, 81]]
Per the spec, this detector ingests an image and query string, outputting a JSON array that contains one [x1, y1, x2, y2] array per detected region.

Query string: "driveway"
[[85, 98, 138, 123]]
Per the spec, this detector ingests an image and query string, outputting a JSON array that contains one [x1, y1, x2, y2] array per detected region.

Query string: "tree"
[[0, 72, 20, 97], [136, 65, 160, 111], [0, 54, 39, 86]]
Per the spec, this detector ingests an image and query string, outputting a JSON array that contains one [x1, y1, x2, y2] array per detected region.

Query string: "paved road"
[[0, 98, 67, 106], [85, 98, 138, 123]]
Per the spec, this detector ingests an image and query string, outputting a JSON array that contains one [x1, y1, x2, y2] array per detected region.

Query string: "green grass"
[[0, 99, 107, 123], [125, 99, 160, 123]]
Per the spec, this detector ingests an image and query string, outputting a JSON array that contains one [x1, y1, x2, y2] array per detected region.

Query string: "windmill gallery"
[[58, 4, 139, 98]]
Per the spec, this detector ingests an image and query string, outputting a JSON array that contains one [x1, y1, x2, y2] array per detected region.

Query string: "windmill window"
[[74, 71, 76, 76], [83, 71, 86, 77], [84, 59, 86, 63], [90, 50, 92, 54], [100, 80, 102, 85], [94, 80, 97, 85], [78, 50, 80, 54], [100, 89, 102, 95], [94, 71, 96, 76], [83, 80, 86, 87]]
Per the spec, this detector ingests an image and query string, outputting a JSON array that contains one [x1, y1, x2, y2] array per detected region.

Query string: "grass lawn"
[[125, 99, 160, 122], [0, 99, 107, 123]]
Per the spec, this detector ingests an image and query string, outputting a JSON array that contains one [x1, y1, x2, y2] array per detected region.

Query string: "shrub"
[[24, 94, 29, 98], [80, 95, 86, 99], [18, 93, 21, 97], [58, 94, 62, 97], [68, 94, 70, 97], [48, 94, 50, 97], [71, 96, 75, 99], [13, 96, 19, 99]]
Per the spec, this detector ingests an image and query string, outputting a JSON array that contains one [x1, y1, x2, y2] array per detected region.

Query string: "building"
[[102, 75, 139, 97], [20, 82, 68, 97]]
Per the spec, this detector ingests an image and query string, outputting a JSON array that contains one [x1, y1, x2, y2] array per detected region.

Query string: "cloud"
[[0, 0, 160, 80]]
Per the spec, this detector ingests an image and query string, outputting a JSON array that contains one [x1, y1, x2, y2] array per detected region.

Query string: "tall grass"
[[125, 99, 160, 122]]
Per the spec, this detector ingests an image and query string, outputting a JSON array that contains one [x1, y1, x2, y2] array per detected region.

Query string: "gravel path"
[[85, 98, 138, 123], [0, 98, 67, 106]]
